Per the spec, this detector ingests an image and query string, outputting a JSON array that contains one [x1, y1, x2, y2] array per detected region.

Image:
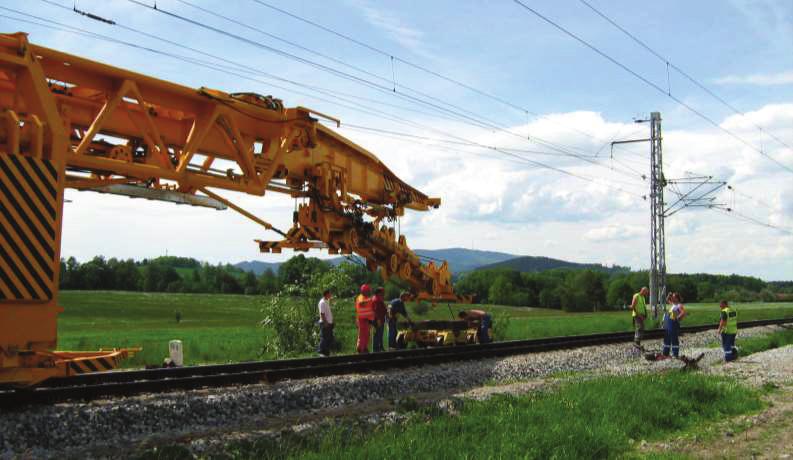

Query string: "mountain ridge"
[[233, 248, 627, 275]]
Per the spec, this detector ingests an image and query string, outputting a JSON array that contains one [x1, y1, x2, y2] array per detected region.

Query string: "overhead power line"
[[249, 0, 599, 141], [511, 0, 793, 176], [120, 0, 645, 177], [577, 0, 793, 155], [5, 4, 645, 197], [716, 208, 793, 236]]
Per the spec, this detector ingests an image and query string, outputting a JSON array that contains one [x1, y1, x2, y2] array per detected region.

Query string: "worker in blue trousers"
[[662, 292, 687, 358], [718, 300, 739, 362], [387, 292, 413, 350]]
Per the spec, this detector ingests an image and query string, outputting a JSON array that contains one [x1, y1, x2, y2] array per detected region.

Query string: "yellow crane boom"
[[0, 32, 465, 386]]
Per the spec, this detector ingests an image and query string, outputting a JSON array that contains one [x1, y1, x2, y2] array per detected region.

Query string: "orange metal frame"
[[0, 32, 464, 386]]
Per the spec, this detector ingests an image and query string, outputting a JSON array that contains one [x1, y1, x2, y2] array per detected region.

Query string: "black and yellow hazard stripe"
[[0, 153, 59, 301], [67, 356, 117, 375], [258, 241, 282, 252]]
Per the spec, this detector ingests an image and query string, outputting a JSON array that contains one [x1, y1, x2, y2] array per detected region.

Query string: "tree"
[[539, 287, 561, 309], [488, 276, 515, 305], [606, 278, 634, 308], [257, 269, 279, 295], [142, 263, 164, 292], [277, 254, 330, 286], [558, 285, 588, 312], [573, 270, 606, 311], [243, 271, 258, 295], [697, 281, 715, 301], [311, 267, 354, 300]]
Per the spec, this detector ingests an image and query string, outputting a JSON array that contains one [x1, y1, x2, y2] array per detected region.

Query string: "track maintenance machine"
[[0, 32, 468, 386]]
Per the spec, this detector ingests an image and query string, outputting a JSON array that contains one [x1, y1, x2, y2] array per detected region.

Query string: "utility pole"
[[612, 112, 665, 320], [613, 112, 726, 322], [648, 112, 665, 320]]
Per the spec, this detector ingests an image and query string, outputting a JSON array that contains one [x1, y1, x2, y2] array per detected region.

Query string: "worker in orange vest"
[[356, 284, 374, 353]]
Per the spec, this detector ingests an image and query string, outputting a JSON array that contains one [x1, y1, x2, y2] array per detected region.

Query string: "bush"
[[260, 288, 319, 358], [492, 314, 512, 341], [411, 301, 430, 315]]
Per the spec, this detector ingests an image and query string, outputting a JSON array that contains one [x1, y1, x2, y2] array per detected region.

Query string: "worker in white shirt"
[[317, 289, 334, 357]]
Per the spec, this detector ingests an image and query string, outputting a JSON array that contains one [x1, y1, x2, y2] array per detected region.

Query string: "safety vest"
[[632, 293, 647, 317], [666, 303, 685, 321], [723, 307, 738, 334], [355, 294, 374, 320]]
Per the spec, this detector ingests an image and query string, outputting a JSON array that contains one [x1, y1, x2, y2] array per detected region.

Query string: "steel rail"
[[1, 317, 790, 408]]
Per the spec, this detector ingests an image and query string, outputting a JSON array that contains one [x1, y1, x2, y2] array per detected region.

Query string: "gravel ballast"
[[0, 325, 787, 458]]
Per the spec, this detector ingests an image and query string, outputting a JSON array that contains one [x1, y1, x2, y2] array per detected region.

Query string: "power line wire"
[[511, 0, 793, 176], [716, 208, 793, 236], [122, 0, 645, 176], [250, 0, 600, 141], [4, 5, 644, 197], [577, 0, 793, 155], [320, 121, 647, 188]]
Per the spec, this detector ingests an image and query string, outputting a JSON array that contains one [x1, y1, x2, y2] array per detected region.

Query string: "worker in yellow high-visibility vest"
[[717, 300, 739, 362], [630, 287, 649, 349]]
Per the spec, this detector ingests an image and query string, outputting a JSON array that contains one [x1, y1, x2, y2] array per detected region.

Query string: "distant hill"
[[235, 248, 516, 275], [233, 260, 282, 275], [477, 255, 630, 274], [411, 248, 516, 273]]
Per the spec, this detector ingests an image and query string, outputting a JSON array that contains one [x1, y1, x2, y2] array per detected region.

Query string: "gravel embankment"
[[708, 344, 793, 386], [0, 325, 785, 459]]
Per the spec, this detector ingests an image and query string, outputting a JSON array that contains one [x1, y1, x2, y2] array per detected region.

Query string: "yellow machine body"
[[398, 328, 478, 347], [0, 32, 465, 385]]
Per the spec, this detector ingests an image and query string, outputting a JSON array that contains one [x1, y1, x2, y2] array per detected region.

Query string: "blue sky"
[[2, 0, 792, 279]]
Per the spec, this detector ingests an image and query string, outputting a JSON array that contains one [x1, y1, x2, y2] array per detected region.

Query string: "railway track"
[[2, 317, 790, 408]]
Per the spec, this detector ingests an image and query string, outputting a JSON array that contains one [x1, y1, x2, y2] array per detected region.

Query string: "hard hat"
[[360, 284, 371, 295]]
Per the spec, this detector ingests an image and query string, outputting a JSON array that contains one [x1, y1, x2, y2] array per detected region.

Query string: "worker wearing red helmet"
[[355, 284, 375, 353]]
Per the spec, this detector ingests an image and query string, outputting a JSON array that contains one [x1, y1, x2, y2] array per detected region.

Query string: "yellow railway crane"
[[0, 32, 466, 386]]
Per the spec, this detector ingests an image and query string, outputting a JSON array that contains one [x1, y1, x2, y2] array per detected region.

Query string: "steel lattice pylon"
[[613, 112, 727, 322], [648, 112, 666, 320]]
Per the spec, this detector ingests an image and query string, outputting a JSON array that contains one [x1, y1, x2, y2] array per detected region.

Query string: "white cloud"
[[56, 104, 793, 280], [584, 225, 644, 242], [346, 0, 433, 58], [713, 70, 793, 86]]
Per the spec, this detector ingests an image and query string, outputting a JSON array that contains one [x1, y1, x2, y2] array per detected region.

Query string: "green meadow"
[[56, 291, 793, 368]]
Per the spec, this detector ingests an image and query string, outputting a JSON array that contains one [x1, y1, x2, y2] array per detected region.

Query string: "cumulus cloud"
[[584, 225, 644, 242]]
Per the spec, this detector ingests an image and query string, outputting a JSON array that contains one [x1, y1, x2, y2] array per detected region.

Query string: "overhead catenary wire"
[[715, 208, 793, 236], [321, 121, 647, 188], [90, 0, 649, 186], [24, 3, 532, 141], [249, 0, 600, 142], [4, 5, 645, 197], [577, 0, 793, 155], [511, 0, 793, 176], [125, 0, 610, 164], [727, 185, 776, 212], [125, 0, 546, 144], [0, 9, 539, 172]]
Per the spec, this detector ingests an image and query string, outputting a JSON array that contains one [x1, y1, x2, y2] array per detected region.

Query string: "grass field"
[[210, 373, 764, 459], [56, 291, 793, 368]]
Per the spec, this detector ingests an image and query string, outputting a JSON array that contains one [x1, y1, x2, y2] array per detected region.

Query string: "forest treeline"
[[59, 255, 396, 297], [455, 268, 790, 311], [60, 255, 791, 311]]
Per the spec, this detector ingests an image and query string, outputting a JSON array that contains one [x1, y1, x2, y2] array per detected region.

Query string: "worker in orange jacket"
[[355, 284, 374, 353]]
